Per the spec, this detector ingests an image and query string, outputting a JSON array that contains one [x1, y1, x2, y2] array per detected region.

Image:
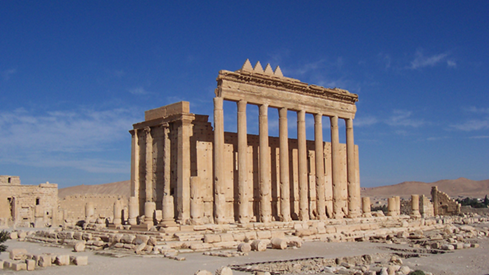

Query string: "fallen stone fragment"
[[251, 240, 267, 252], [270, 238, 287, 250], [26, 259, 36, 271], [55, 255, 70, 266], [215, 266, 233, 275], [38, 254, 52, 267], [74, 241, 86, 252], [70, 256, 88, 266], [237, 243, 251, 253]]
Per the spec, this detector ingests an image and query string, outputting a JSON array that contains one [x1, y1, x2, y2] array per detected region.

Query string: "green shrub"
[[0, 230, 10, 253]]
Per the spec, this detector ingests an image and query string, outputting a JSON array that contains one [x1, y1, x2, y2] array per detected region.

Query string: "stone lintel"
[[216, 70, 358, 117], [144, 101, 190, 121]]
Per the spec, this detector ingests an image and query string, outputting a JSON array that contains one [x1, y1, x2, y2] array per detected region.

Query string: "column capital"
[[144, 126, 151, 133]]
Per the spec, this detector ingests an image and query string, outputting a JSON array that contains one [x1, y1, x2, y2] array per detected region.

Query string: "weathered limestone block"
[[38, 254, 52, 267], [256, 231, 272, 239], [135, 235, 150, 245], [55, 255, 70, 266], [11, 262, 27, 271], [121, 234, 136, 244], [270, 238, 287, 250], [220, 233, 234, 242], [9, 248, 28, 260], [9, 232, 18, 239], [74, 241, 86, 252], [58, 231, 74, 240], [0, 260, 4, 270], [295, 228, 315, 237], [3, 260, 12, 269], [73, 232, 83, 240], [204, 234, 220, 243], [82, 233, 92, 241], [232, 233, 246, 242], [251, 240, 267, 252], [70, 256, 88, 266], [194, 270, 213, 275], [286, 237, 303, 248], [135, 243, 147, 254], [237, 243, 251, 252], [244, 231, 257, 241], [26, 259, 36, 271], [215, 266, 233, 275]]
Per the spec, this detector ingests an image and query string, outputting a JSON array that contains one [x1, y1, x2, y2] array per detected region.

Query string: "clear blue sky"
[[1, 1, 488, 188]]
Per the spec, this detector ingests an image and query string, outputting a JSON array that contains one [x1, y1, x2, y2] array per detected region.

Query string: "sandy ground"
[[2, 235, 489, 275]]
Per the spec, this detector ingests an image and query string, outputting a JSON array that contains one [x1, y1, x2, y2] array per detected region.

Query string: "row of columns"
[[129, 124, 176, 226], [214, 97, 361, 224]]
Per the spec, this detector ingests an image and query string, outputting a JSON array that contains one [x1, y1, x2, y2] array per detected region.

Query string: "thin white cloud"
[[354, 116, 378, 127], [450, 119, 489, 131], [447, 60, 457, 68], [409, 49, 450, 69], [2, 68, 16, 80], [0, 107, 138, 173], [464, 106, 489, 114], [385, 110, 425, 127], [129, 87, 148, 95], [378, 53, 392, 69], [469, 135, 489, 139]]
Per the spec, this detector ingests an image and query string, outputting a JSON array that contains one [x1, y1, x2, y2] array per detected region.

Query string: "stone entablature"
[[130, 60, 362, 227]]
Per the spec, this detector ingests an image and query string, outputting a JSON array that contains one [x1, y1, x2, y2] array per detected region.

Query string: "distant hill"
[[361, 177, 489, 199], [58, 180, 130, 199], [58, 177, 489, 200]]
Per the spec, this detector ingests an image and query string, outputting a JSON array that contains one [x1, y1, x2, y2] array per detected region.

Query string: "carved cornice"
[[217, 70, 358, 105]]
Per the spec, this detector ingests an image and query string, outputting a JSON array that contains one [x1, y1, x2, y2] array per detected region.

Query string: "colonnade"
[[213, 97, 361, 224]]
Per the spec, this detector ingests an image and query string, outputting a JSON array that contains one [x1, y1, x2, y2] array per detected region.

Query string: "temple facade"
[[129, 60, 361, 226]]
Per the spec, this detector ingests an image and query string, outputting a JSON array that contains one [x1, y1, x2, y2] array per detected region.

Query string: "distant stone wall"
[[59, 195, 128, 221], [432, 186, 461, 216], [420, 195, 434, 217], [0, 181, 58, 227], [0, 175, 21, 185]]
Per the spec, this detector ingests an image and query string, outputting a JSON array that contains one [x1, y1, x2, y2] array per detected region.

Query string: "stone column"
[[259, 104, 271, 223], [113, 200, 122, 226], [362, 197, 372, 218], [213, 97, 226, 224], [190, 176, 202, 224], [315, 113, 327, 220], [387, 197, 397, 216], [161, 123, 176, 226], [411, 194, 421, 218], [279, 107, 291, 222], [144, 201, 156, 226], [144, 126, 154, 203], [85, 202, 94, 221], [331, 116, 345, 219], [395, 196, 401, 216], [129, 129, 140, 214], [176, 116, 192, 223], [346, 118, 361, 218], [237, 100, 249, 224], [298, 109, 309, 221], [128, 196, 138, 225]]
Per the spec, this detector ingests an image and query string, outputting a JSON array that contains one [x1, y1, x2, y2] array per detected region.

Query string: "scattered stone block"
[[74, 241, 86, 252], [441, 244, 455, 250], [70, 256, 88, 266], [135, 243, 147, 254], [271, 238, 287, 250], [26, 259, 36, 271], [9, 248, 28, 260], [135, 235, 150, 245], [251, 240, 267, 252], [9, 231, 18, 239], [55, 255, 70, 266], [11, 262, 27, 271], [204, 234, 220, 244], [215, 266, 233, 275], [37, 255, 52, 267], [121, 234, 136, 244], [0, 260, 3, 270], [237, 243, 251, 253]]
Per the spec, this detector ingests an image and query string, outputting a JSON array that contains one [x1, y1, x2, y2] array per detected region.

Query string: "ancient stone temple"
[[129, 60, 361, 226]]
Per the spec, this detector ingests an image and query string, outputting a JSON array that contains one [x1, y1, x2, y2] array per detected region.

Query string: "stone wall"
[[0, 175, 21, 185], [59, 195, 128, 222], [431, 186, 460, 216], [0, 181, 58, 227]]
